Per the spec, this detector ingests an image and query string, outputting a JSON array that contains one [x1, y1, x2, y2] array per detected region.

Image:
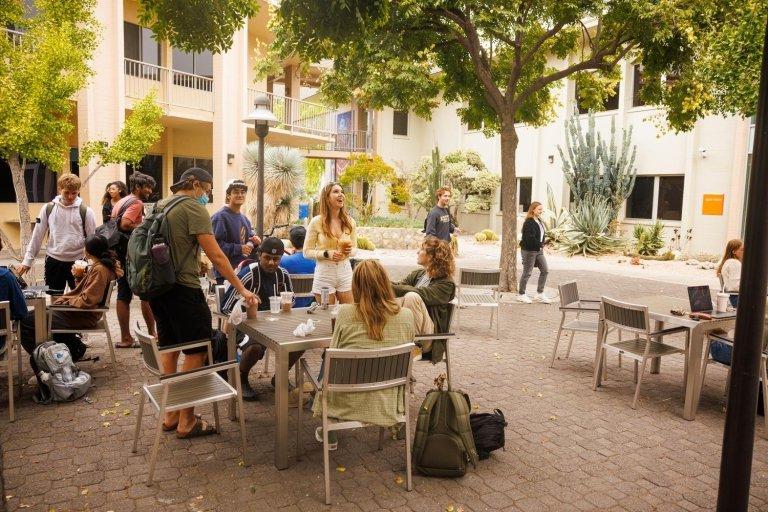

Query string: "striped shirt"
[[221, 262, 293, 315]]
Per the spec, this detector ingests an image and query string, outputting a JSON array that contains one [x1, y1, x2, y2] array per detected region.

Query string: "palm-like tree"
[[243, 144, 305, 235]]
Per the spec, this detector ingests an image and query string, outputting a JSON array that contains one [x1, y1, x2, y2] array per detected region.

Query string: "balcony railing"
[[4, 28, 24, 47], [124, 58, 214, 112], [333, 130, 373, 153], [247, 89, 336, 138]]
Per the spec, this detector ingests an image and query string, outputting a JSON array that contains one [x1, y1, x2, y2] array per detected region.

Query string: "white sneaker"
[[534, 293, 553, 304], [516, 294, 532, 304]]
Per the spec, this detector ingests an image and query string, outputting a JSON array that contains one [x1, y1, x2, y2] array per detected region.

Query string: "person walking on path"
[[517, 201, 552, 304], [100, 181, 127, 223], [211, 179, 260, 285], [18, 174, 97, 295], [304, 182, 357, 305], [424, 186, 460, 242], [148, 167, 257, 438], [112, 172, 156, 348]]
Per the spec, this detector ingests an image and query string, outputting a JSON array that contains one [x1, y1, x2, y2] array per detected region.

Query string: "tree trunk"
[[498, 122, 520, 292], [8, 153, 32, 260]]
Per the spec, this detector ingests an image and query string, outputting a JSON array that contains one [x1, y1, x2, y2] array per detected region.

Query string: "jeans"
[[519, 250, 548, 295]]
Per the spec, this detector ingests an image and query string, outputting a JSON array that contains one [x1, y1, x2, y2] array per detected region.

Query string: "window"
[[124, 22, 161, 79], [172, 49, 213, 91], [173, 156, 213, 201], [632, 65, 646, 107], [499, 177, 532, 213], [127, 155, 164, 202], [392, 110, 408, 136], [576, 81, 620, 114], [625, 175, 685, 221], [0, 150, 79, 203]]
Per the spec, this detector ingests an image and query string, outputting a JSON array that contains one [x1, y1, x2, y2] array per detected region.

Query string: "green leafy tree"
[[137, 0, 258, 53], [0, 0, 99, 259], [339, 153, 396, 223], [80, 91, 164, 186], [269, 0, 753, 291], [304, 158, 325, 200]]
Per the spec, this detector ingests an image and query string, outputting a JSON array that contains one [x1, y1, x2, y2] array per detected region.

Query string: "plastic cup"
[[339, 239, 352, 255], [269, 296, 281, 314], [246, 303, 259, 319], [716, 292, 730, 313], [280, 291, 294, 312]]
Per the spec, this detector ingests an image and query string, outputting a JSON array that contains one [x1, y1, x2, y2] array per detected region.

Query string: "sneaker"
[[533, 293, 553, 304], [516, 294, 532, 304], [315, 427, 338, 450]]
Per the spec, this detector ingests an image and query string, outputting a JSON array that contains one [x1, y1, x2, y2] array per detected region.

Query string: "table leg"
[[34, 298, 47, 344], [228, 326, 238, 421], [274, 349, 290, 470], [650, 320, 663, 374], [682, 326, 704, 421], [592, 319, 605, 389]]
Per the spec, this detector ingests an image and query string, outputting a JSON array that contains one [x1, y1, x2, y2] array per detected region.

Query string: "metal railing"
[[4, 28, 24, 47], [332, 130, 373, 153], [247, 89, 337, 137], [124, 58, 214, 112]]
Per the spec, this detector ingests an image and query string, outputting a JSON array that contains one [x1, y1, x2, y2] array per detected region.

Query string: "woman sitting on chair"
[[717, 238, 743, 308], [20, 235, 121, 362], [392, 237, 456, 361], [312, 259, 414, 450]]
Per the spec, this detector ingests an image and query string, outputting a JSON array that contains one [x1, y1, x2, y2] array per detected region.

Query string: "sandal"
[[114, 340, 140, 349], [163, 413, 200, 432], [176, 418, 217, 439]]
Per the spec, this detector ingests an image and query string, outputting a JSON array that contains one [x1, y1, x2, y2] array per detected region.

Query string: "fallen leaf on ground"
[[250, 484, 257, 494], [113, 402, 121, 407], [536, 393, 543, 398], [80, 489, 89, 496], [446, 506, 455, 512], [238, 460, 245, 467], [132, 391, 139, 396], [102, 422, 110, 427], [123, 410, 131, 416], [549, 416, 557, 421], [336, 466, 346, 472], [5, 495, 12, 499], [19, 505, 30, 509], [394, 475, 404, 484]]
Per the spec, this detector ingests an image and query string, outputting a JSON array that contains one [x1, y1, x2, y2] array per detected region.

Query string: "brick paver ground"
[[1, 267, 767, 512]]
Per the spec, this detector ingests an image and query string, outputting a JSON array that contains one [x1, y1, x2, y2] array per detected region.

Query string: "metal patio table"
[[593, 294, 736, 420], [230, 307, 333, 470]]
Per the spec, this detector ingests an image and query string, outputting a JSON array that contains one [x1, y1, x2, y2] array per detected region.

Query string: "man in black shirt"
[[425, 186, 460, 241]]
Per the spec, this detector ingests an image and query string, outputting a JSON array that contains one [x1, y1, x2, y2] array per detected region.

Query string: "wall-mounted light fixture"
[[227, 153, 235, 165], [547, 155, 554, 164], [699, 147, 708, 158]]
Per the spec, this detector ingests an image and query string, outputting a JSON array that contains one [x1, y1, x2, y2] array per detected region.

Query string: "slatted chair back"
[[324, 343, 415, 392], [290, 274, 314, 297], [133, 320, 162, 377], [600, 296, 650, 335], [458, 268, 500, 289], [100, 280, 116, 308], [558, 281, 580, 308], [213, 285, 226, 314], [718, 274, 726, 293]]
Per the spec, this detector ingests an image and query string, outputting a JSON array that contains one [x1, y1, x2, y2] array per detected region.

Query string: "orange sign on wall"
[[702, 194, 725, 215]]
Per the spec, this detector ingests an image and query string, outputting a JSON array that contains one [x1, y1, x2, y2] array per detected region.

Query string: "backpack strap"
[[45, 202, 88, 236], [113, 197, 139, 230], [447, 391, 479, 468], [412, 390, 442, 465]]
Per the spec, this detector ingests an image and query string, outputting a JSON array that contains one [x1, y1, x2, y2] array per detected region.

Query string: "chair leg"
[[7, 348, 15, 423], [495, 306, 500, 340], [565, 330, 576, 360], [16, 339, 22, 399], [696, 352, 711, 413], [234, 372, 248, 466], [296, 362, 303, 460], [323, 425, 332, 505], [632, 358, 649, 410], [618, 330, 623, 368], [132, 390, 146, 453], [212, 402, 221, 434], [404, 399, 413, 492], [550, 319, 565, 368], [263, 349, 271, 376], [724, 366, 733, 407], [104, 318, 116, 364], [633, 360, 639, 384], [378, 427, 385, 451], [760, 359, 768, 440], [147, 409, 165, 485]]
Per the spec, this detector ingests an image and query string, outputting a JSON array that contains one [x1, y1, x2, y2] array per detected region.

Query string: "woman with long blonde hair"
[[304, 182, 358, 304], [311, 259, 414, 450]]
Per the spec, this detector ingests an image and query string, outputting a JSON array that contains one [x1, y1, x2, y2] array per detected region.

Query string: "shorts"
[[312, 259, 353, 295], [116, 275, 133, 303], [149, 283, 211, 355]]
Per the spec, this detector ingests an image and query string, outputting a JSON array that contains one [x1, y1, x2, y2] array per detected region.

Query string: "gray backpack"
[[33, 341, 92, 403]]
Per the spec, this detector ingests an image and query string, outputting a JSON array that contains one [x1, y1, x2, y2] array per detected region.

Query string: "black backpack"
[[95, 197, 139, 252], [470, 409, 507, 460], [45, 202, 87, 236]]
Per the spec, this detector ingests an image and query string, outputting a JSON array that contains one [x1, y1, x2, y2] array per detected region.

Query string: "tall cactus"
[[558, 111, 637, 221]]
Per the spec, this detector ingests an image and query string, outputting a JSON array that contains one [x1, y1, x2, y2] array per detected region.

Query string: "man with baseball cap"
[[211, 179, 260, 284], [221, 237, 304, 402]]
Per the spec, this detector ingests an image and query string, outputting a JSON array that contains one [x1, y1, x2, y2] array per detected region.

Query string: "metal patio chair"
[[550, 281, 601, 368], [131, 322, 248, 485], [296, 343, 415, 505], [593, 297, 690, 409], [455, 268, 501, 339], [47, 280, 116, 363], [0, 302, 18, 422], [413, 301, 456, 390], [289, 273, 314, 301]]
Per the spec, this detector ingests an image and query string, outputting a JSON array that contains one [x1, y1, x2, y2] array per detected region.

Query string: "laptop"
[[687, 285, 736, 318]]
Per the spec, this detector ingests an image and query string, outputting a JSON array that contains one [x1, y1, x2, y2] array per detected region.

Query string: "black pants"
[[45, 256, 75, 296]]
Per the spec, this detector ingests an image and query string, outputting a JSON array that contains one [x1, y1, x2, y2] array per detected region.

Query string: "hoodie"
[[22, 195, 97, 266]]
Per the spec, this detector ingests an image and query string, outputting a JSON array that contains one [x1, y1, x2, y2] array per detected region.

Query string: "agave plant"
[[633, 221, 665, 256], [542, 183, 570, 247], [561, 196, 625, 257], [243, 144, 305, 232]]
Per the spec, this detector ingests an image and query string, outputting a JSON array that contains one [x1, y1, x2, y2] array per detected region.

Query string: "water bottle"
[[151, 242, 170, 264]]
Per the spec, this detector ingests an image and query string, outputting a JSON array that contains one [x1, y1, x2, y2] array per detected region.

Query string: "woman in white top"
[[716, 238, 743, 307], [304, 183, 358, 304]]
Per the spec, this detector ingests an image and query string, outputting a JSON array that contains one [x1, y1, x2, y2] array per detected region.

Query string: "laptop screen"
[[688, 285, 713, 313]]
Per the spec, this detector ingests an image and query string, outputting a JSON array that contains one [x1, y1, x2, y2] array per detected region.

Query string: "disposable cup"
[[280, 291, 294, 312], [716, 292, 730, 313], [269, 296, 281, 314], [247, 303, 259, 319]]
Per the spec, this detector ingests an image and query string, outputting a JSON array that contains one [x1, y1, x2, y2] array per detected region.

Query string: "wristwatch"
[[323, 250, 329, 259]]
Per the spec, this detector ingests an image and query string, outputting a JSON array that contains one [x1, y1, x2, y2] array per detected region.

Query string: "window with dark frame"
[[127, 155, 164, 202], [632, 65, 646, 107], [657, 176, 684, 221], [172, 156, 213, 201], [499, 177, 532, 213], [171, 48, 213, 91], [392, 110, 409, 136], [124, 22, 161, 79], [625, 176, 654, 219], [0, 149, 79, 203]]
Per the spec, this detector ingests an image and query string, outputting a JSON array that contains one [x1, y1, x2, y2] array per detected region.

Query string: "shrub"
[[450, 234, 458, 255], [480, 229, 499, 241], [561, 197, 625, 256], [358, 216, 423, 228], [474, 232, 488, 242], [633, 221, 665, 256], [357, 236, 376, 250]]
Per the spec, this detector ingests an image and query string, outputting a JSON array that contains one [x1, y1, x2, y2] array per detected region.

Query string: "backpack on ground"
[[125, 195, 192, 300], [96, 197, 138, 252], [412, 388, 479, 477], [45, 202, 87, 236], [470, 409, 507, 460], [32, 341, 92, 403]]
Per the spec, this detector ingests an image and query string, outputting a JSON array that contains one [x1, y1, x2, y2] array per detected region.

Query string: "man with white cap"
[[211, 179, 261, 284]]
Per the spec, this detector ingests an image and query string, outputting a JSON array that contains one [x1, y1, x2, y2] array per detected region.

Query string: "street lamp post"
[[243, 94, 278, 236]]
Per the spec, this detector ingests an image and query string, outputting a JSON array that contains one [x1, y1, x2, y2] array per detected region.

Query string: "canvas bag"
[[33, 341, 92, 403]]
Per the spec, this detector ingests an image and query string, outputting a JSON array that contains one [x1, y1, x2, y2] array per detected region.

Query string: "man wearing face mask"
[[149, 167, 258, 439]]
